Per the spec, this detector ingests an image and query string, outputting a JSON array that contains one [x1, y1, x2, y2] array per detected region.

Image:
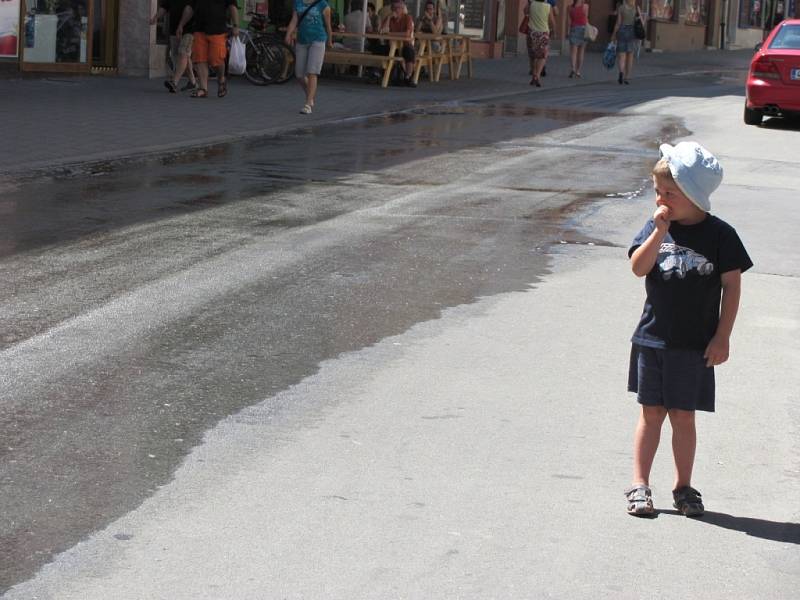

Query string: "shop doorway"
[[91, 0, 117, 69], [92, 0, 119, 70]]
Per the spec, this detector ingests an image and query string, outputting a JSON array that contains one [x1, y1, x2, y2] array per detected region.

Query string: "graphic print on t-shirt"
[[657, 243, 714, 280]]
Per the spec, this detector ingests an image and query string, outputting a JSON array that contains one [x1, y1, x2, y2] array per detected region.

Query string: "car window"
[[769, 24, 800, 49]]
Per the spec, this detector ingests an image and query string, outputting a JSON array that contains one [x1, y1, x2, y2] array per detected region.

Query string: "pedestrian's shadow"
[[659, 510, 800, 544]]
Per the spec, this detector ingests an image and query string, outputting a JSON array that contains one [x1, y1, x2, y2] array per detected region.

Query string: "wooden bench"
[[324, 32, 409, 88]]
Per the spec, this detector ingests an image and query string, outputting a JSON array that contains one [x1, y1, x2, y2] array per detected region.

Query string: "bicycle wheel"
[[256, 40, 295, 85], [244, 40, 270, 85]]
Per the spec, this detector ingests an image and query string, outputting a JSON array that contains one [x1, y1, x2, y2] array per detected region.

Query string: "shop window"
[[461, 0, 485, 36], [739, 0, 763, 27], [684, 0, 707, 24], [23, 0, 88, 63], [649, 0, 677, 21], [0, 0, 21, 58]]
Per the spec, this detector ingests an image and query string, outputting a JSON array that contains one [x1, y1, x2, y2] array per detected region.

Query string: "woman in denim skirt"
[[567, 0, 590, 78], [611, 0, 645, 84]]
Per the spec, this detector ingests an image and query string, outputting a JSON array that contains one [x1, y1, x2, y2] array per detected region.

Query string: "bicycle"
[[240, 12, 295, 85]]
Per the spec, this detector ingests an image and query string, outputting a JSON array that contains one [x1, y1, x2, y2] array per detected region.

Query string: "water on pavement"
[[0, 99, 672, 591]]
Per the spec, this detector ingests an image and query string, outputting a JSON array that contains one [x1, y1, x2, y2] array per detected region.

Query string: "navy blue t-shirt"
[[628, 214, 753, 351]]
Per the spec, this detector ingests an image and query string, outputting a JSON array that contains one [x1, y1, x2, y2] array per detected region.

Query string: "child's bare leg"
[[668, 408, 696, 489], [632, 405, 667, 485]]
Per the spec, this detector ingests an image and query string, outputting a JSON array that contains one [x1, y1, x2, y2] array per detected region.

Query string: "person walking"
[[611, 0, 645, 84], [176, 0, 239, 98], [151, 0, 198, 93], [625, 141, 752, 517], [285, 0, 334, 114], [567, 0, 589, 78], [527, 0, 555, 87]]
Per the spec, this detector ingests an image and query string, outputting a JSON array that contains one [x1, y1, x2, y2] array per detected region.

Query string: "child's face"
[[652, 175, 705, 223]]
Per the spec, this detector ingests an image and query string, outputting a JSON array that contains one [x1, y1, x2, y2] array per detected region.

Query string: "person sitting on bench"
[[379, 0, 416, 87]]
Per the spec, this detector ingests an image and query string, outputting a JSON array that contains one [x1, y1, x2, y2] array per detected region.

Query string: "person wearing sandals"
[[626, 142, 752, 518], [151, 0, 198, 93], [567, 0, 589, 78], [527, 0, 555, 87], [176, 0, 239, 98], [611, 0, 644, 84], [285, 0, 334, 114]]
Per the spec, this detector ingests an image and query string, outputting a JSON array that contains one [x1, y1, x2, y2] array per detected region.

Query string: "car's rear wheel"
[[744, 104, 763, 126]]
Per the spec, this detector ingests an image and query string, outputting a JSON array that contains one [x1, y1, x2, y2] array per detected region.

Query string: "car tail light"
[[752, 58, 780, 80]]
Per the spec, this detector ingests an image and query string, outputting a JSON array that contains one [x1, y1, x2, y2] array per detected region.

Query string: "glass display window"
[[649, 0, 677, 21], [23, 0, 88, 64], [739, 0, 763, 27], [0, 0, 21, 57], [685, 0, 707, 24]]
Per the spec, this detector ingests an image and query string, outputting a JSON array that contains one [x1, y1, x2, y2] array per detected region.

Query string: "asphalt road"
[[1, 68, 798, 598]]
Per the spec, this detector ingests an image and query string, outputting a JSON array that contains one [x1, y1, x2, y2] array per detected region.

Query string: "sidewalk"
[[0, 49, 753, 176]]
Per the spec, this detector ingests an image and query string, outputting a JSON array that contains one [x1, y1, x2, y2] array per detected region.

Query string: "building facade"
[[0, 0, 796, 76], [503, 0, 797, 55]]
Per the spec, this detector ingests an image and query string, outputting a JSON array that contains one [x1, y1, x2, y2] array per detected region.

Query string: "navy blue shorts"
[[627, 344, 715, 412]]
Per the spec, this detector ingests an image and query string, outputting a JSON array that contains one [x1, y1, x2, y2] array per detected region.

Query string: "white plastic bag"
[[228, 36, 246, 76], [584, 23, 598, 42]]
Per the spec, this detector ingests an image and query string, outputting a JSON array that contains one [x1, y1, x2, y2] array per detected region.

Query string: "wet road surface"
[[0, 72, 742, 591]]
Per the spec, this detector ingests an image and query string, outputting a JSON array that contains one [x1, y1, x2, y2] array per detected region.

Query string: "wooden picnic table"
[[414, 33, 473, 83], [325, 32, 411, 88], [325, 31, 473, 88]]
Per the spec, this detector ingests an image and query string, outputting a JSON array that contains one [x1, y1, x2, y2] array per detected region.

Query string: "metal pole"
[[358, 0, 368, 76], [361, 0, 368, 51], [720, 0, 728, 49]]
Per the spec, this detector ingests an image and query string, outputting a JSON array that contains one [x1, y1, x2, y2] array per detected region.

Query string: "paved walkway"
[[1, 49, 753, 175]]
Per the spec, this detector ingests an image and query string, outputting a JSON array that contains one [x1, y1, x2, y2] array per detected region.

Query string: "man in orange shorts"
[[177, 0, 240, 98]]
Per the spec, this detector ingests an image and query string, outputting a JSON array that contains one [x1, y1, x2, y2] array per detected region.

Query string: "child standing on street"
[[625, 141, 753, 517]]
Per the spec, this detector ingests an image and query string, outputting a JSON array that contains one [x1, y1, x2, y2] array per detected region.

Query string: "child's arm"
[[630, 206, 670, 277], [704, 269, 742, 367]]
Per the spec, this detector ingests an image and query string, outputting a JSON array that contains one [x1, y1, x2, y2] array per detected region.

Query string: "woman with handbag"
[[567, 0, 590, 78], [611, 0, 645, 85], [285, 0, 334, 114], [527, 0, 555, 87]]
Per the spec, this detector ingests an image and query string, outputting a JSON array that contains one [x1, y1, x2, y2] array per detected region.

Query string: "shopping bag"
[[634, 18, 646, 40], [228, 36, 247, 76], [602, 42, 617, 69], [584, 23, 598, 41]]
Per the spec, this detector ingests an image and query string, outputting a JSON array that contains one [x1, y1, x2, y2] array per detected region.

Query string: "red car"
[[744, 19, 800, 125]]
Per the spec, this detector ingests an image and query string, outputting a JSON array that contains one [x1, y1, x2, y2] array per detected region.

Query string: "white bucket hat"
[[658, 141, 723, 212]]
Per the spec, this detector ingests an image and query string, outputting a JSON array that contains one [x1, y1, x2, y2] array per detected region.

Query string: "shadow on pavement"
[[659, 509, 800, 544]]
